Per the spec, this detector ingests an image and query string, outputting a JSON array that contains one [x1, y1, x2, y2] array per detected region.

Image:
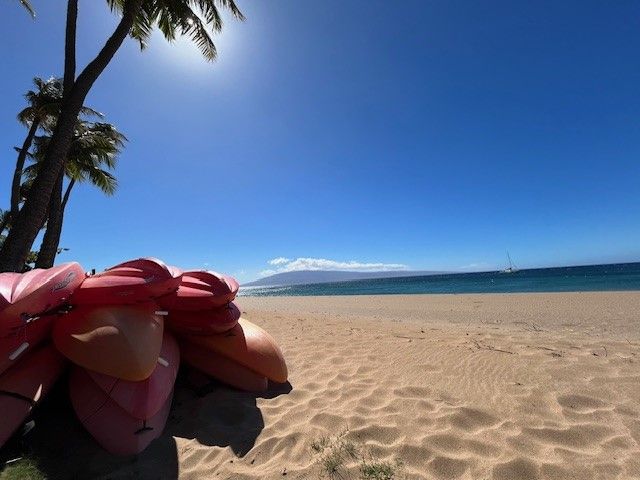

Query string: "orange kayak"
[[180, 339, 268, 392], [52, 304, 163, 381], [181, 318, 287, 383]]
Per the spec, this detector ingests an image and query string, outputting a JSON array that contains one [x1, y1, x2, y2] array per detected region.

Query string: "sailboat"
[[501, 251, 519, 274]]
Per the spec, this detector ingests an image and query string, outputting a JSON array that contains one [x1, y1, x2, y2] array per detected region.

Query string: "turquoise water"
[[239, 262, 640, 297]]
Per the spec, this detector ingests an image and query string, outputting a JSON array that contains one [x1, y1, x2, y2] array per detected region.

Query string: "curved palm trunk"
[[10, 119, 40, 219], [0, 0, 142, 272], [35, 178, 76, 269], [35, 172, 64, 269]]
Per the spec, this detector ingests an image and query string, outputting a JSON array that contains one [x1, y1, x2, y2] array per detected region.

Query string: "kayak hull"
[[180, 339, 268, 392], [52, 304, 163, 381], [0, 345, 67, 448], [69, 367, 172, 456], [0, 262, 85, 336], [181, 318, 287, 384], [166, 302, 240, 336], [70, 258, 182, 306], [86, 332, 179, 419], [157, 270, 239, 311], [0, 315, 54, 376]]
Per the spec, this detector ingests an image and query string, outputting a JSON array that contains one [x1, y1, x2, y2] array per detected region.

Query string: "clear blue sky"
[[1, 0, 639, 282]]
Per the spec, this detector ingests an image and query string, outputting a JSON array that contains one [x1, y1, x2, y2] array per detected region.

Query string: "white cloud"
[[261, 257, 408, 275], [459, 262, 494, 271], [268, 257, 291, 266], [259, 269, 277, 277]]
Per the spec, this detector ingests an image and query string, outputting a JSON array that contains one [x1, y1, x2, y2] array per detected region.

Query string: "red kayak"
[[84, 332, 179, 419], [52, 304, 164, 381], [70, 258, 182, 306], [165, 302, 240, 336], [69, 368, 172, 456], [0, 262, 85, 337], [0, 344, 67, 448], [0, 316, 54, 376], [156, 271, 239, 311]]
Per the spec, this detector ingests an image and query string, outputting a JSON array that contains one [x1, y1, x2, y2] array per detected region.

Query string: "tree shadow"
[[1, 369, 292, 480]]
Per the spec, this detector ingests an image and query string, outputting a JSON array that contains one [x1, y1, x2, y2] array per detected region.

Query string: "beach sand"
[[15, 292, 640, 479]]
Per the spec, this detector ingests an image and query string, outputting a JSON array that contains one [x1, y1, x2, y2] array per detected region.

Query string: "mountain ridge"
[[243, 270, 449, 287]]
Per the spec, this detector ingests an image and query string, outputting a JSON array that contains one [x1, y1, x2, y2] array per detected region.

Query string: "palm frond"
[[27, 117, 126, 197], [18, 0, 35, 18], [107, 0, 244, 61]]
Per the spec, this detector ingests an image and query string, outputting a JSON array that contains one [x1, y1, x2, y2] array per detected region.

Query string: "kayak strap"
[[134, 420, 153, 435], [0, 390, 36, 407]]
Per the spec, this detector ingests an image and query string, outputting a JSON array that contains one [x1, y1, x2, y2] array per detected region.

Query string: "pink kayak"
[[165, 302, 241, 336], [156, 271, 239, 311], [84, 332, 179, 419], [70, 258, 182, 305], [0, 262, 85, 337], [69, 367, 172, 456], [0, 344, 67, 448], [0, 316, 54, 376]]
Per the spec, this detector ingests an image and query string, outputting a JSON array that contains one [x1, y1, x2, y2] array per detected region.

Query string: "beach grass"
[[312, 431, 402, 479], [0, 457, 46, 480]]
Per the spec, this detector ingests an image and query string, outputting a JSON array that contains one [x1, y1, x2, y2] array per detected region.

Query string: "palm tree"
[[0, 0, 244, 272], [1, 77, 101, 235], [24, 121, 126, 268]]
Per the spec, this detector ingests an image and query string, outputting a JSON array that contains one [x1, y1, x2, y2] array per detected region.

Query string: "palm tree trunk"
[[63, 0, 77, 98], [35, 171, 64, 269], [61, 178, 75, 211], [0, 0, 142, 272], [10, 119, 40, 219]]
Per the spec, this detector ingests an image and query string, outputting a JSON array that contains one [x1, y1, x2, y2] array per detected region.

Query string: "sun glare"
[[151, 19, 244, 76]]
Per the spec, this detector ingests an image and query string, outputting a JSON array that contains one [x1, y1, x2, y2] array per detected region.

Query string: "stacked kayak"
[[54, 258, 182, 455], [70, 257, 182, 306], [157, 271, 287, 392], [0, 262, 84, 374], [0, 345, 67, 447], [68, 333, 178, 455], [0, 263, 83, 444], [0, 257, 288, 456]]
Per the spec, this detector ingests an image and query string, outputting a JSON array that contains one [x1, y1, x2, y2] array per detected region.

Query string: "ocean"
[[239, 262, 640, 297]]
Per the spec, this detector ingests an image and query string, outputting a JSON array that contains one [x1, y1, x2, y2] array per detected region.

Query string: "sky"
[[1, 0, 639, 282]]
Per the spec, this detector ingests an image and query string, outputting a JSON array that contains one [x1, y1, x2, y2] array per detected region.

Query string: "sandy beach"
[[17, 292, 640, 479]]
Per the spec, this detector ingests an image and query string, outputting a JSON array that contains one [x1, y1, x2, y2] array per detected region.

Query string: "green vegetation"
[[311, 431, 403, 480], [0, 77, 125, 270], [360, 460, 402, 480], [0, 457, 46, 480]]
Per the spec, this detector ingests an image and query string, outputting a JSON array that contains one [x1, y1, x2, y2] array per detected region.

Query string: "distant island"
[[243, 270, 449, 287]]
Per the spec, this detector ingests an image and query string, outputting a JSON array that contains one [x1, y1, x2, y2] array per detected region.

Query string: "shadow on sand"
[[0, 369, 292, 480]]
